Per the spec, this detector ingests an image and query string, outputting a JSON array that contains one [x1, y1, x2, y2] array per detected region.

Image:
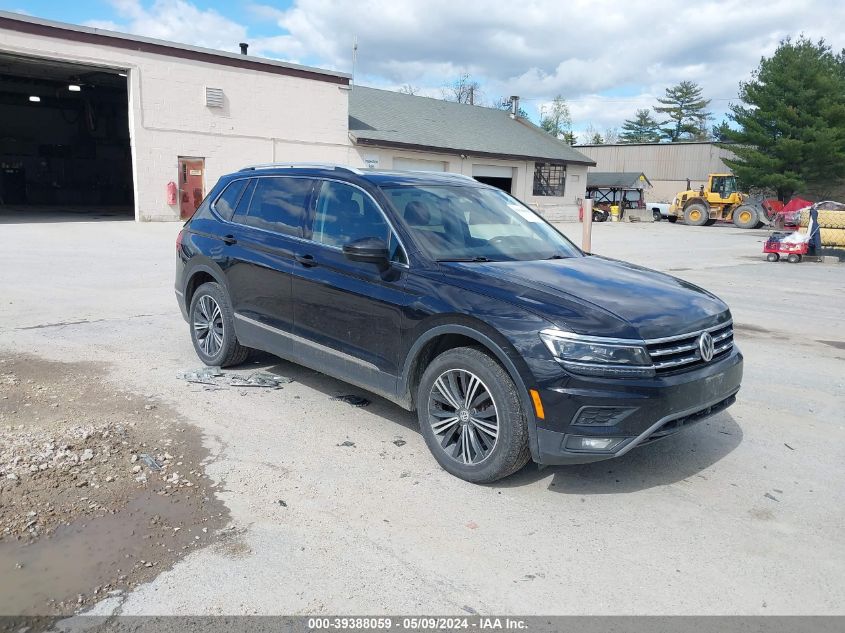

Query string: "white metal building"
[[0, 11, 593, 223], [578, 142, 736, 203]]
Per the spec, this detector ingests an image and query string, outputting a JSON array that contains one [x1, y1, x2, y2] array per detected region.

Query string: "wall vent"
[[205, 87, 224, 108]]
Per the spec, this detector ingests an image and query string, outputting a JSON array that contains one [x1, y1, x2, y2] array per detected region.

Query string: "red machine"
[[763, 233, 808, 263]]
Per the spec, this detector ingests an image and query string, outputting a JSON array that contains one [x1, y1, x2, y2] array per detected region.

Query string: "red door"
[[178, 157, 205, 220]]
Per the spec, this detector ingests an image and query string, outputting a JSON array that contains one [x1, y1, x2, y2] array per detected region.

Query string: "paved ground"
[[1, 215, 843, 615]]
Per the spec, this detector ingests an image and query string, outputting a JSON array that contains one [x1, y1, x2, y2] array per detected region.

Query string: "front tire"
[[684, 203, 709, 226], [189, 282, 250, 367], [733, 205, 759, 229], [417, 347, 530, 483]]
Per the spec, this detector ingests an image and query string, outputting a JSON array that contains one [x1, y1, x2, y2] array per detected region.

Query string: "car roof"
[[226, 164, 486, 188]]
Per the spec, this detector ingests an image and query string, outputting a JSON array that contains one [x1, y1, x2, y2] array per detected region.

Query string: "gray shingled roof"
[[349, 86, 595, 165], [587, 172, 652, 189]]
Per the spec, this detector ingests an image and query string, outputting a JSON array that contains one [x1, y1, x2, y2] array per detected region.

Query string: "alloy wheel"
[[193, 294, 224, 357], [428, 369, 499, 465]]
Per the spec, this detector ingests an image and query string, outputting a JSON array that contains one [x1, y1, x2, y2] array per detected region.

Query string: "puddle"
[[0, 354, 229, 615]]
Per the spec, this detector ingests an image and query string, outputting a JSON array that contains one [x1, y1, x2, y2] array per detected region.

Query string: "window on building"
[[532, 163, 566, 197], [242, 177, 314, 236]]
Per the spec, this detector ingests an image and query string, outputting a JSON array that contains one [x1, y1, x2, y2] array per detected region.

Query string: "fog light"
[[565, 435, 625, 452]]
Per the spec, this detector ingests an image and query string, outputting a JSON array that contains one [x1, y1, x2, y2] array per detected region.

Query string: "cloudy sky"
[[5, 0, 845, 138]]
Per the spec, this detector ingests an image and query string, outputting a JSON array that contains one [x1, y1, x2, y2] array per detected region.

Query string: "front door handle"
[[222, 234, 237, 245], [295, 253, 317, 267]]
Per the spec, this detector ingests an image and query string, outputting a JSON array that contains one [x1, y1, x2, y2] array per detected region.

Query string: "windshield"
[[380, 185, 582, 262]]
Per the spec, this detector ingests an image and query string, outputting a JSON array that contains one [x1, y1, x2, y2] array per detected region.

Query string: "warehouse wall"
[[351, 146, 586, 222], [0, 22, 351, 221], [578, 142, 736, 203]]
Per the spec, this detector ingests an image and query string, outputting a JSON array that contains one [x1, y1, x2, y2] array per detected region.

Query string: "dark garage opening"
[[473, 175, 513, 194], [0, 53, 134, 221]]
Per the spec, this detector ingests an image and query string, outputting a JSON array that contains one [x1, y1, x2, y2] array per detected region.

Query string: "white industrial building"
[[0, 11, 593, 223], [578, 142, 736, 203]]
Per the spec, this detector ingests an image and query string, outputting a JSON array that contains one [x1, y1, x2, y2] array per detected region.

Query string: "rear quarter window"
[[212, 179, 249, 221]]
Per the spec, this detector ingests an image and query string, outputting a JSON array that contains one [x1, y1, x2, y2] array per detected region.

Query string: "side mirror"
[[342, 237, 390, 271]]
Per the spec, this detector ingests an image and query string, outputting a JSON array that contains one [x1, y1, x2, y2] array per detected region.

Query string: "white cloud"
[[84, 0, 247, 52], [86, 0, 845, 128]]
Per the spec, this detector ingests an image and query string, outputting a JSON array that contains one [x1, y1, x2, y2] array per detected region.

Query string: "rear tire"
[[684, 203, 709, 226], [787, 254, 802, 263], [733, 205, 759, 229], [766, 253, 780, 262], [653, 210, 661, 222], [417, 347, 530, 483], [189, 282, 250, 367]]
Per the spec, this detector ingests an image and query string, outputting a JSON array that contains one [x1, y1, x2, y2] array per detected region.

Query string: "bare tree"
[[442, 73, 482, 105], [398, 84, 419, 95], [603, 127, 619, 144], [540, 95, 572, 139]]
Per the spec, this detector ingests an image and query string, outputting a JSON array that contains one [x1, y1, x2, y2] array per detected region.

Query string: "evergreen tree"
[[655, 81, 712, 141], [619, 109, 662, 143], [722, 36, 845, 200]]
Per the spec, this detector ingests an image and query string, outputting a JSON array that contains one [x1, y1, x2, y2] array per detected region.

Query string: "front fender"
[[399, 322, 543, 462]]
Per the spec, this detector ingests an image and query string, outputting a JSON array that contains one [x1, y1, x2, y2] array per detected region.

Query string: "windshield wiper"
[[436, 256, 493, 263], [545, 254, 568, 259]]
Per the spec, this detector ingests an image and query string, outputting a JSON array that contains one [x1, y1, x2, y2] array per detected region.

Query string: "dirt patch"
[[817, 340, 845, 351], [733, 323, 772, 336], [0, 354, 229, 616]]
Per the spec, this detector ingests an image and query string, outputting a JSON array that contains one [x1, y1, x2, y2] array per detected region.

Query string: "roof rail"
[[238, 162, 363, 174]]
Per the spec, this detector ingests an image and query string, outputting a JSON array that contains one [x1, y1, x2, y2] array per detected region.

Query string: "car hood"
[[437, 255, 730, 340]]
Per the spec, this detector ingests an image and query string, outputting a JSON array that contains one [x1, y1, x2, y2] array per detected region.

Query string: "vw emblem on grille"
[[699, 332, 715, 362]]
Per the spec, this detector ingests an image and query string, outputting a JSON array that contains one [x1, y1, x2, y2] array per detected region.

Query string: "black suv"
[[175, 164, 742, 483]]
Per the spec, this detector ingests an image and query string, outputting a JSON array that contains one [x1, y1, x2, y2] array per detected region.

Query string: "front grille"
[[645, 321, 734, 375], [641, 394, 737, 444]]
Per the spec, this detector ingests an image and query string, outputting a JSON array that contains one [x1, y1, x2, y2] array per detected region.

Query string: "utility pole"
[[468, 85, 474, 105]]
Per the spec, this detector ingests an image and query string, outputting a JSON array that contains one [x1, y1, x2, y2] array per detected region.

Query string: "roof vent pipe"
[[510, 95, 520, 118], [239, 42, 249, 55]]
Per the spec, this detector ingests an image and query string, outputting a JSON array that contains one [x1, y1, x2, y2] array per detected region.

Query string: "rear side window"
[[213, 179, 248, 221], [242, 177, 314, 236]]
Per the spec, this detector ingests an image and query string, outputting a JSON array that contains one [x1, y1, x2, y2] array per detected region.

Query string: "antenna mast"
[[351, 36, 358, 89]]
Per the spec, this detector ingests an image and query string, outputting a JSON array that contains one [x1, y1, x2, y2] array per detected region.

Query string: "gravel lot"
[[0, 214, 843, 616]]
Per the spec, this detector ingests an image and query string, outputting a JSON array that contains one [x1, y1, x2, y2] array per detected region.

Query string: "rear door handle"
[[295, 253, 317, 267], [222, 234, 237, 245]]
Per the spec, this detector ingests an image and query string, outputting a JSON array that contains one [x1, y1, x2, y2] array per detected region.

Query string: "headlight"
[[539, 330, 655, 378]]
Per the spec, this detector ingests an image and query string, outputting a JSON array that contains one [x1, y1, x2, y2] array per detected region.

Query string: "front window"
[[532, 162, 566, 196], [311, 180, 406, 264], [380, 185, 582, 262]]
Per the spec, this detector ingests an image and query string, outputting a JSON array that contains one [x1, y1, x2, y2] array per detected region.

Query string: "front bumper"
[[530, 347, 743, 465]]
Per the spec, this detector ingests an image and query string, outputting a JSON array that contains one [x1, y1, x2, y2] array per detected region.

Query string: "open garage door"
[[0, 53, 134, 221], [472, 164, 514, 194]]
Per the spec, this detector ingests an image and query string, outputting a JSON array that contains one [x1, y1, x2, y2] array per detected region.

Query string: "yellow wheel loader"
[[667, 174, 769, 229]]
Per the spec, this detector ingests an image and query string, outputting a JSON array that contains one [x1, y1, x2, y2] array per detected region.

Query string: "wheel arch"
[[399, 323, 540, 462], [683, 197, 709, 211], [182, 264, 226, 313]]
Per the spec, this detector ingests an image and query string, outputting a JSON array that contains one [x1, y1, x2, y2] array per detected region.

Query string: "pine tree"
[[655, 81, 712, 141], [619, 109, 662, 143], [722, 37, 845, 201]]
